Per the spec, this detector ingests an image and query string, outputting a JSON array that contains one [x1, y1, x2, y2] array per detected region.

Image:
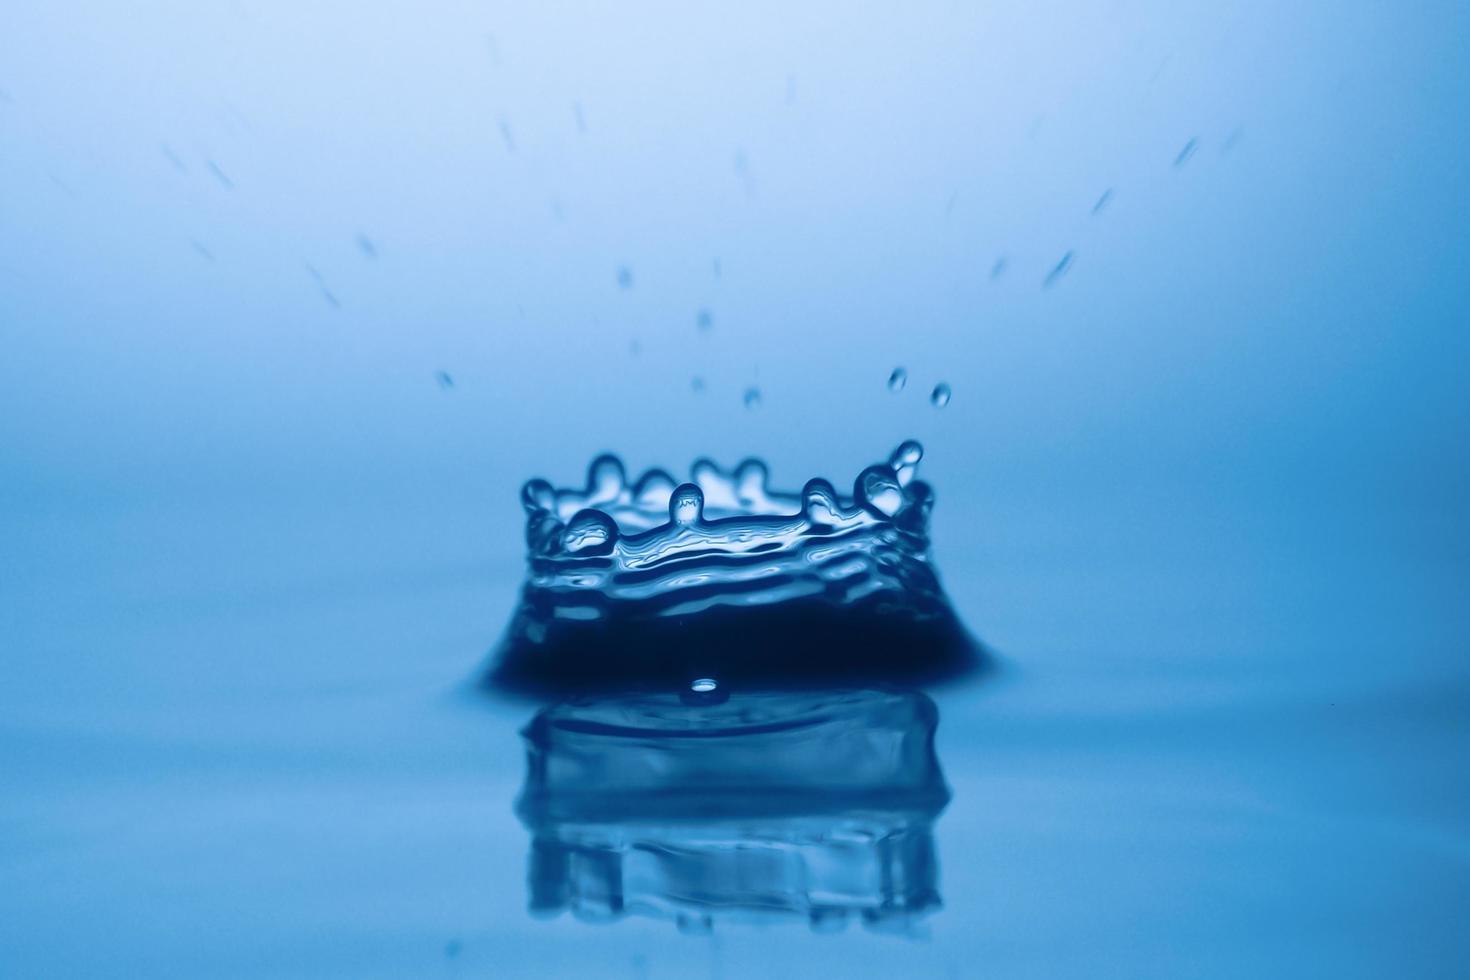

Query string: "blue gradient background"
[[2, 3, 1468, 977]]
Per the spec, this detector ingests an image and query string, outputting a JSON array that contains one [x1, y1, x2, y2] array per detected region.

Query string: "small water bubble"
[[887, 367, 908, 392], [616, 265, 633, 289], [681, 675, 729, 704], [696, 308, 713, 330], [930, 383, 952, 408], [435, 370, 454, 389], [743, 386, 762, 409]]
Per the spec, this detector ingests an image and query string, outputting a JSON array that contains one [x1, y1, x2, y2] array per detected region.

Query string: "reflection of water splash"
[[489, 442, 980, 691], [516, 689, 949, 933]]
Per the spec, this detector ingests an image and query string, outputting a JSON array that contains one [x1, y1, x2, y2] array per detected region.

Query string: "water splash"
[[487, 441, 980, 691]]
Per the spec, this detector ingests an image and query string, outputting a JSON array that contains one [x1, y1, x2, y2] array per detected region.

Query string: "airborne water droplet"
[[743, 387, 762, 409], [691, 678, 717, 693], [1043, 251, 1074, 289], [696, 309, 713, 330], [887, 367, 907, 392], [930, 383, 952, 408]]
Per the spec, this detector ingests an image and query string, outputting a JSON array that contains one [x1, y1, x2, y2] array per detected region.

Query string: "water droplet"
[[681, 675, 729, 704], [1043, 251, 1073, 289], [586, 454, 626, 500], [888, 440, 924, 486], [562, 509, 618, 556], [696, 309, 713, 330], [616, 265, 633, 289], [856, 465, 905, 518], [669, 483, 704, 525], [990, 256, 1008, 280], [801, 478, 842, 525], [889, 440, 923, 468], [1174, 138, 1198, 167], [743, 386, 762, 409], [691, 458, 722, 493], [887, 367, 907, 392], [634, 469, 677, 510], [735, 459, 768, 499], [355, 233, 378, 258], [520, 478, 555, 513], [435, 370, 454, 389], [205, 159, 233, 190], [1092, 188, 1113, 215], [930, 383, 952, 408], [690, 376, 706, 393]]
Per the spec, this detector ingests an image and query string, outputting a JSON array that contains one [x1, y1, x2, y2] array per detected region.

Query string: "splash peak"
[[487, 441, 980, 692]]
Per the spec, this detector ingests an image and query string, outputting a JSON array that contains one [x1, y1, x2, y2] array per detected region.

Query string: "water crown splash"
[[487, 440, 981, 692]]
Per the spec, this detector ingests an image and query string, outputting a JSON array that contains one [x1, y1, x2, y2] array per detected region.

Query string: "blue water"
[[493, 441, 977, 690], [517, 688, 948, 930], [3, 2, 1470, 977]]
